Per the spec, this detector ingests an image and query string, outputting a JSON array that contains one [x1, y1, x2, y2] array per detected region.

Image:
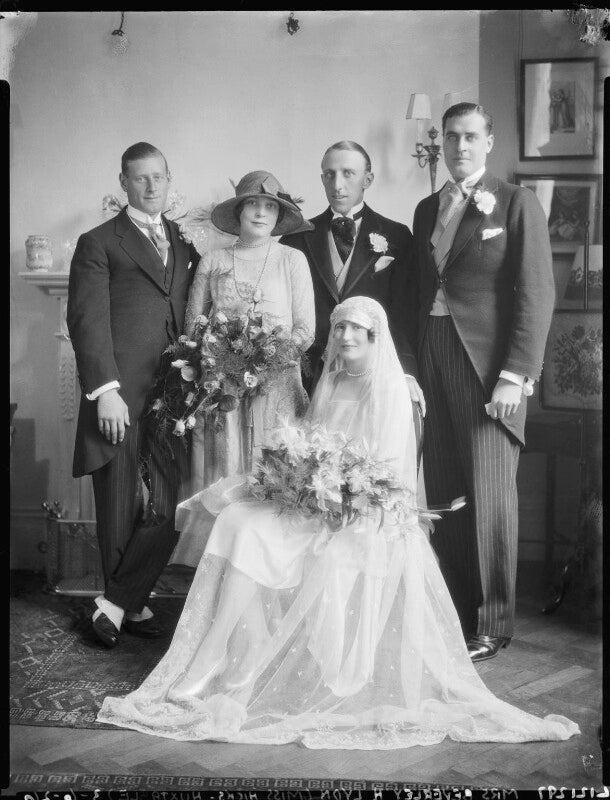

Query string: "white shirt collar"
[[452, 166, 486, 196], [331, 200, 365, 220], [126, 204, 163, 226]]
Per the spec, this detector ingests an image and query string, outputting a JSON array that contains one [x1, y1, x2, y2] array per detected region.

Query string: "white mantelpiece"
[[20, 271, 95, 519]]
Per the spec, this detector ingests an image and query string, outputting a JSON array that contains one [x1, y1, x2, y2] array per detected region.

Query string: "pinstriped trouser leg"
[[92, 421, 189, 613], [421, 316, 520, 639]]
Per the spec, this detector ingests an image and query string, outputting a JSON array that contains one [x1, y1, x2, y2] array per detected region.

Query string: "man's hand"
[[405, 375, 426, 418], [97, 389, 130, 444], [486, 378, 523, 420]]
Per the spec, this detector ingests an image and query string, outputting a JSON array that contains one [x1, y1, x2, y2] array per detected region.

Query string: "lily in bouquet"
[[248, 420, 417, 532]]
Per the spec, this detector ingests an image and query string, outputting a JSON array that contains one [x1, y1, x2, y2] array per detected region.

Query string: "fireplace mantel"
[[19, 270, 70, 293], [20, 270, 94, 519]]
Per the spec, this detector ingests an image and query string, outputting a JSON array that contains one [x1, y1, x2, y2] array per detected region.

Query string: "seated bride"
[[97, 296, 579, 749]]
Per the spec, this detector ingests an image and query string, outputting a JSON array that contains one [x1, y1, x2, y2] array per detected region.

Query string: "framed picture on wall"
[[552, 248, 603, 311], [516, 174, 601, 254], [540, 310, 602, 412], [520, 58, 597, 159]]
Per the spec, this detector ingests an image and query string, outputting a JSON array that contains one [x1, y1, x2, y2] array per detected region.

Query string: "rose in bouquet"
[[144, 302, 309, 455], [248, 420, 417, 531], [199, 299, 307, 406]]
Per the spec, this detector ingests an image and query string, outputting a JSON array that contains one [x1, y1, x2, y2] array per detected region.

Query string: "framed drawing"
[[516, 174, 601, 254], [520, 58, 597, 159], [540, 310, 602, 412]]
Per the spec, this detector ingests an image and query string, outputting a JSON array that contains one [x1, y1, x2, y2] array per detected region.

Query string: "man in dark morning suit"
[[280, 141, 425, 423], [413, 103, 554, 661], [67, 142, 200, 648]]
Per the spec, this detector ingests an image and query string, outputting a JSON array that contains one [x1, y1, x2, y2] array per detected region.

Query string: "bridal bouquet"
[[248, 421, 417, 531], [145, 302, 307, 452]]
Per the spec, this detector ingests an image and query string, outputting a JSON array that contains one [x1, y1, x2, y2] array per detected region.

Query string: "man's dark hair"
[[442, 103, 493, 135], [121, 142, 168, 175], [321, 140, 372, 173]]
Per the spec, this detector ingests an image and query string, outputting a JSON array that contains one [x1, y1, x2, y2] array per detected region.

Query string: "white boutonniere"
[[472, 189, 496, 215], [369, 233, 389, 254]]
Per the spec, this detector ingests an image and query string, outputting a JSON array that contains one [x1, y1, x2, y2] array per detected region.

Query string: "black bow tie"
[[330, 210, 363, 262]]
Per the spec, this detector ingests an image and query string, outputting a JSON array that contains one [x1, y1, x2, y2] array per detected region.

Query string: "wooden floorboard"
[[8, 564, 604, 792]]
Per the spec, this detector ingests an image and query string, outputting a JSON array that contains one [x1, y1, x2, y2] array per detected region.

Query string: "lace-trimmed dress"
[[171, 241, 315, 566]]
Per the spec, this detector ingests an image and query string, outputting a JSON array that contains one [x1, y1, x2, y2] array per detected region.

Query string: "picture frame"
[[516, 174, 601, 254], [540, 310, 602, 412], [551, 248, 603, 311], [520, 58, 597, 159]]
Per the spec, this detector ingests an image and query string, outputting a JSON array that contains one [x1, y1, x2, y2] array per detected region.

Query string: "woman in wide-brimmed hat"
[[170, 171, 316, 567]]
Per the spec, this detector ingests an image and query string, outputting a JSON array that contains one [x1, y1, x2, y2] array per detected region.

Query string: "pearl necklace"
[[345, 367, 371, 377], [232, 240, 272, 303], [235, 238, 269, 249]]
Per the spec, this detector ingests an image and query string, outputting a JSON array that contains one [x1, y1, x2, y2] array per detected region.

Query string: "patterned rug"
[[10, 570, 188, 729]]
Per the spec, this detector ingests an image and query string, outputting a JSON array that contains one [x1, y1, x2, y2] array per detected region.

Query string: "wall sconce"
[[406, 92, 465, 194], [406, 93, 440, 194]]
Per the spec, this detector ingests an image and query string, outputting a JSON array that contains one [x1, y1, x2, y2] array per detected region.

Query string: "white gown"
[[98, 383, 579, 749]]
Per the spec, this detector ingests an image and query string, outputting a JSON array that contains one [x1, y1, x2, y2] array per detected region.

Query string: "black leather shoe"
[[92, 611, 121, 648], [467, 634, 511, 662], [123, 616, 164, 638]]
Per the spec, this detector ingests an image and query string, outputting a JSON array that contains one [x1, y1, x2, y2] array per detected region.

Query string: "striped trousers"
[[91, 420, 189, 613], [420, 315, 520, 639]]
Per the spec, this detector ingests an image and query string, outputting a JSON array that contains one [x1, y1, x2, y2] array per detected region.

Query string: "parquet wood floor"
[[7, 564, 605, 793]]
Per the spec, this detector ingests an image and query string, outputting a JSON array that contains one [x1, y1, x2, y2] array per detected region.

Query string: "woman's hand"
[[405, 375, 426, 417]]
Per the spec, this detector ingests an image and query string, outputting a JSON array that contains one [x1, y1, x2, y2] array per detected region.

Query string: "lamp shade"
[[406, 93, 431, 120], [442, 92, 462, 112]]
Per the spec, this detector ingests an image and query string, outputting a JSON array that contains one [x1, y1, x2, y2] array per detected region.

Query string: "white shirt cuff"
[[500, 370, 534, 396], [86, 380, 120, 401]]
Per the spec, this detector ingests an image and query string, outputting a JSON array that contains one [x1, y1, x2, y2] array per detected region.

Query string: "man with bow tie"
[[281, 140, 423, 418], [413, 103, 555, 661], [67, 142, 200, 649]]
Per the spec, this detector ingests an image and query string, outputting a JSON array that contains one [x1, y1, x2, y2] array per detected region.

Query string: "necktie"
[[331, 210, 363, 263], [430, 182, 466, 249], [133, 220, 170, 255]]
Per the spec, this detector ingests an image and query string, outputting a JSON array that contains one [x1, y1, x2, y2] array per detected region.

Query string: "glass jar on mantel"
[[25, 235, 53, 271]]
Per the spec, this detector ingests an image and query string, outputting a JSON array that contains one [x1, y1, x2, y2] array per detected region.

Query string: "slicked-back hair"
[[321, 141, 372, 173], [121, 142, 169, 176], [442, 103, 493, 135]]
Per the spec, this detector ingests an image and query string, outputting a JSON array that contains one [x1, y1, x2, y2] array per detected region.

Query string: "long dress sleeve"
[[286, 247, 315, 350], [183, 252, 213, 337]]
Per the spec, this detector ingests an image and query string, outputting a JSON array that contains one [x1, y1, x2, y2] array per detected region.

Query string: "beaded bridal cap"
[[211, 171, 314, 237], [329, 296, 380, 337]]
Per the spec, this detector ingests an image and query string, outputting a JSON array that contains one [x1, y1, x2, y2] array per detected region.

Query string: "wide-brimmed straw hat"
[[211, 170, 313, 236]]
